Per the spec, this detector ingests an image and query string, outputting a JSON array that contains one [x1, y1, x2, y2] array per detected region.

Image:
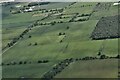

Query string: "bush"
[[19, 61, 23, 65]]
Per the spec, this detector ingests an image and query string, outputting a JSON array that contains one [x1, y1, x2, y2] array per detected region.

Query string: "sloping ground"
[[2, 20, 98, 63], [91, 15, 120, 40], [2, 2, 119, 78], [55, 59, 118, 78]]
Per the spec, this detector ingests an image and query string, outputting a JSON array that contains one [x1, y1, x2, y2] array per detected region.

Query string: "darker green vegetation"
[[91, 15, 120, 40]]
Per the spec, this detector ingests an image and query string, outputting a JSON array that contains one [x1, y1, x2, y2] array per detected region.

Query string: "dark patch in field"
[[91, 15, 120, 40]]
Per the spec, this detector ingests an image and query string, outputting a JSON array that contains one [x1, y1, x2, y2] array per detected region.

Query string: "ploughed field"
[[91, 15, 120, 40], [2, 2, 119, 78]]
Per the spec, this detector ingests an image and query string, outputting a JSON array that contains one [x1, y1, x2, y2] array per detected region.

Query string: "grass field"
[[2, 2, 119, 78], [55, 59, 118, 78], [3, 62, 55, 78], [62, 2, 97, 14], [2, 5, 45, 48]]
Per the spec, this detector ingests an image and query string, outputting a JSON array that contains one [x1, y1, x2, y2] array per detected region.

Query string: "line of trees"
[[41, 58, 74, 79], [1, 60, 49, 66], [5, 28, 31, 49], [2, 54, 118, 66], [41, 54, 120, 79], [2, 13, 52, 51]]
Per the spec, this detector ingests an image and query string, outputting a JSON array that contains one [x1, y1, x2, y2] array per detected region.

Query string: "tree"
[[20, 35, 23, 38], [1, 63, 4, 66], [29, 62, 32, 64], [23, 61, 27, 64], [28, 35, 32, 38], [43, 60, 49, 63], [75, 58, 79, 61], [60, 17, 62, 19], [63, 33, 65, 35], [116, 55, 120, 59], [40, 23, 43, 25], [60, 21, 63, 23], [100, 55, 106, 59], [66, 26, 69, 29], [34, 42, 38, 46], [7, 43, 11, 47], [51, 21, 56, 25], [38, 60, 42, 63], [6, 63, 10, 66], [51, 22, 55, 25], [58, 32, 62, 36], [97, 52, 101, 56], [11, 61, 16, 65], [19, 61, 23, 65], [59, 40, 63, 43]]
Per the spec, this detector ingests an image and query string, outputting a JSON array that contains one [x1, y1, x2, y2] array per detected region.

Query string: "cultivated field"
[[91, 15, 119, 40]]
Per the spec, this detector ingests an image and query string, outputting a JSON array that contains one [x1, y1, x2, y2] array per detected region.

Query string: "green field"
[[55, 59, 118, 78], [3, 63, 55, 78], [2, 2, 119, 78]]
